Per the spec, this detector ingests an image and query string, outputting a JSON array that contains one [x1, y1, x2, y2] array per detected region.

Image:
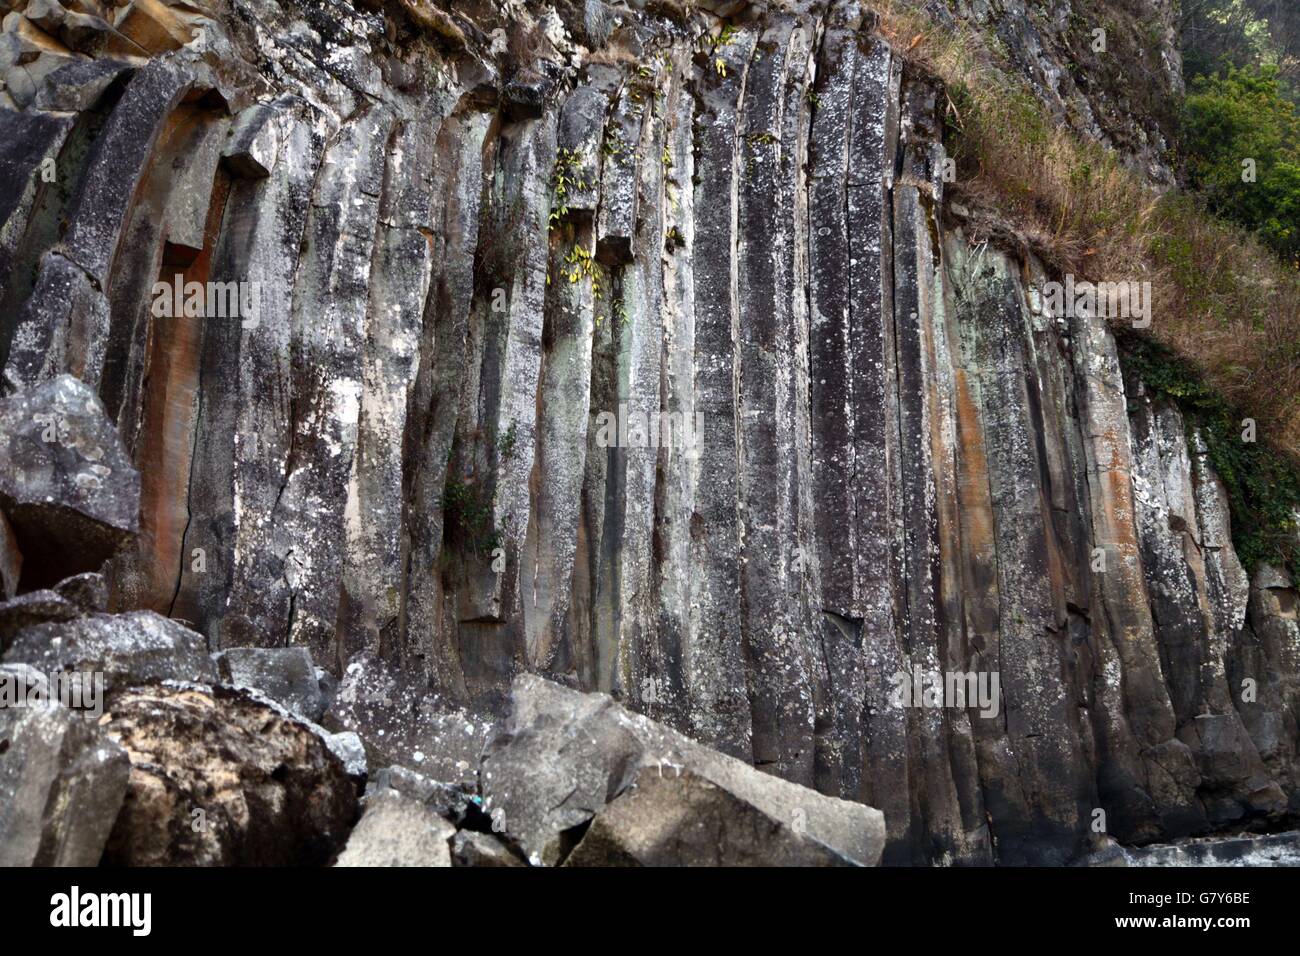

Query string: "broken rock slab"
[[563, 766, 861, 866], [0, 700, 130, 866], [0, 375, 140, 590], [334, 788, 455, 867], [324, 651, 496, 791], [4, 610, 218, 693], [101, 682, 360, 866], [481, 675, 887, 866], [214, 646, 325, 721]]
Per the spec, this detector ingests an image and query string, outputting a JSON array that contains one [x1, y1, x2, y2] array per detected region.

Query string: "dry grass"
[[874, 0, 1300, 454]]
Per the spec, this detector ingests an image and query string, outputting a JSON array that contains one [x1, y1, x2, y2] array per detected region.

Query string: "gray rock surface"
[[334, 788, 455, 867], [0, 0, 1294, 867], [0, 375, 140, 588], [482, 675, 886, 867], [0, 701, 130, 866], [215, 646, 325, 721], [4, 610, 217, 693]]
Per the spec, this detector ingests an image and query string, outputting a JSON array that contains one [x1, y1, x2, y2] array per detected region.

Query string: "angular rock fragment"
[[334, 788, 455, 867], [214, 646, 324, 721], [564, 767, 859, 866], [452, 829, 524, 867], [220, 102, 282, 178], [324, 652, 495, 790], [481, 676, 886, 866], [101, 683, 359, 866], [52, 571, 107, 613], [4, 610, 218, 693], [34, 57, 129, 112], [0, 375, 140, 589], [0, 588, 80, 652], [365, 764, 482, 827], [0, 701, 130, 866]]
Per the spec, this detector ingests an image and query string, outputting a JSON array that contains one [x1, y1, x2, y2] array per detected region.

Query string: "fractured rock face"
[[0, 0, 1295, 867], [0, 701, 130, 866], [101, 683, 359, 866], [0, 375, 140, 589], [481, 676, 886, 867]]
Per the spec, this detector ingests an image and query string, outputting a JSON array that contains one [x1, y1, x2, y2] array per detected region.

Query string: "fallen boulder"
[[334, 788, 455, 867], [100, 682, 359, 866], [563, 767, 860, 867], [481, 675, 886, 866], [0, 375, 140, 589], [0, 700, 130, 866], [4, 610, 219, 694]]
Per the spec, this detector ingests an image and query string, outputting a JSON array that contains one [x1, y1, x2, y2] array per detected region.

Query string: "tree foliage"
[[1182, 66, 1300, 266]]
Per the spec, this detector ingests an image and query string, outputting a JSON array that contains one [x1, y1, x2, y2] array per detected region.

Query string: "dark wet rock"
[[0, 375, 139, 589], [0, 589, 80, 652], [481, 676, 886, 867], [452, 829, 525, 867], [101, 682, 358, 866], [334, 788, 454, 867], [52, 572, 107, 613], [0, 512, 19, 600], [0, 701, 130, 866], [3, 610, 218, 694]]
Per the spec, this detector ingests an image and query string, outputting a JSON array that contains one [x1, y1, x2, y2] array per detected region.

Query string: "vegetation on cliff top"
[[875, 0, 1300, 575]]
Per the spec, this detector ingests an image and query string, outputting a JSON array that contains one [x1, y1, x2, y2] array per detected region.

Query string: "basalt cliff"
[[0, 0, 1297, 867]]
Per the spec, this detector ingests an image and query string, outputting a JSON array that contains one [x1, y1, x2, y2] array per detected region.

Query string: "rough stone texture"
[[214, 646, 324, 721], [564, 767, 861, 866], [1083, 830, 1300, 867], [0, 0, 1296, 866], [4, 609, 218, 692], [0, 374, 140, 589], [452, 829, 525, 867], [926, 0, 1183, 185], [0, 701, 130, 866], [482, 675, 885, 867], [0, 588, 80, 651], [101, 682, 358, 866], [334, 788, 456, 867]]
